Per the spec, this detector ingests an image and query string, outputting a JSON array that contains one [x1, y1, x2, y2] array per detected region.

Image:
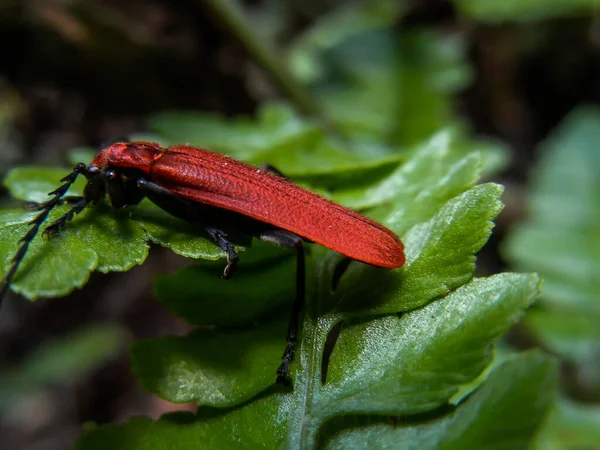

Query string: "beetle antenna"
[[0, 163, 87, 307]]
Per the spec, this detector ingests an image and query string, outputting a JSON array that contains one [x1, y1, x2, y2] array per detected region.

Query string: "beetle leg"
[[137, 179, 197, 217], [24, 195, 85, 211], [258, 163, 287, 179], [258, 229, 305, 386], [205, 226, 239, 279], [137, 179, 240, 279], [42, 197, 89, 237]]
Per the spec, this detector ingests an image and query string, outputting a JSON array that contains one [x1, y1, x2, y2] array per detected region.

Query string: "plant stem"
[[200, 0, 326, 120]]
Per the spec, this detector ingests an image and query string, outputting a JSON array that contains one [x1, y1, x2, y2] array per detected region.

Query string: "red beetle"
[[0, 142, 405, 384]]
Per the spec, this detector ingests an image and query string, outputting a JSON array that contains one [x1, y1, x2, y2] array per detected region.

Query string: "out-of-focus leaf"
[[534, 397, 600, 450], [451, 128, 512, 177], [525, 307, 600, 363], [454, 0, 600, 22], [504, 106, 600, 367], [288, 0, 406, 83], [150, 103, 408, 187], [504, 105, 600, 449], [0, 83, 23, 174], [0, 324, 129, 409], [4, 166, 86, 203], [68, 147, 97, 166], [249, 136, 405, 185], [149, 103, 323, 162], [310, 28, 471, 146]]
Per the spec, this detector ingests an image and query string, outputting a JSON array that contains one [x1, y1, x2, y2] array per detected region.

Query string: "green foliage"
[[292, 23, 468, 146], [0, 179, 233, 298], [0, 2, 563, 446], [153, 247, 296, 327], [78, 352, 555, 450], [504, 106, 600, 366], [149, 104, 323, 163], [322, 351, 556, 450], [74, 269, 549, 449], [534, 397, 600, 450], [285, 2, 511, 177], [287, 1, 405, 84], [0, 124, 553, 447], [504, 105, 600, 447], [454, 0, 600, 22]]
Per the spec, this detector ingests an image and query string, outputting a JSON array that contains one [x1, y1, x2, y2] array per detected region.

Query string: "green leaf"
[[504, 105, 600, 367], [454, 0, 600, 22], [525, 307, 600, 363], [130, 201, 234, 260], [321, 351, 557, 450], [435, 352, 556, 450], [248, 137, 405, 186], [67, 147, 97, 166], [333, 182, 504, 315], [127, 139, 507, 411], [0, 172, 231, 299], [150, 103, 409, 188], [76, 394, 289, 450], [287, 0, 406, 83], [534, 397, 600, 450], [309, 28, 471, 146], [77, 273, 542, 449], [332, 131, 482, 214], [131, 145, 508, 410], [1, 120, 547, 449], [131, 319, 286, 406], [153, 253, 296, 327], [4, 166, 86, 203], [323, 274, 541, 416], [504, 105, 600, 449], [63, 130, 545, 448], [330, 128, 508, 215], [149, 103, 323, 162], [0, 207, 133, 298]]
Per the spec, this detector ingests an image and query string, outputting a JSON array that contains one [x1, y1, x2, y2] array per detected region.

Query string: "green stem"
[[201, 0, 326, 120]]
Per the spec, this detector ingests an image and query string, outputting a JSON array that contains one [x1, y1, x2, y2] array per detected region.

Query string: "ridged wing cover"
[[104, 144, 404, 268]]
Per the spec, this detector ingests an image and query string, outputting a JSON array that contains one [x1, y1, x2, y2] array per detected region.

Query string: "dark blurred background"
[[1, 0, 599, 449]]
